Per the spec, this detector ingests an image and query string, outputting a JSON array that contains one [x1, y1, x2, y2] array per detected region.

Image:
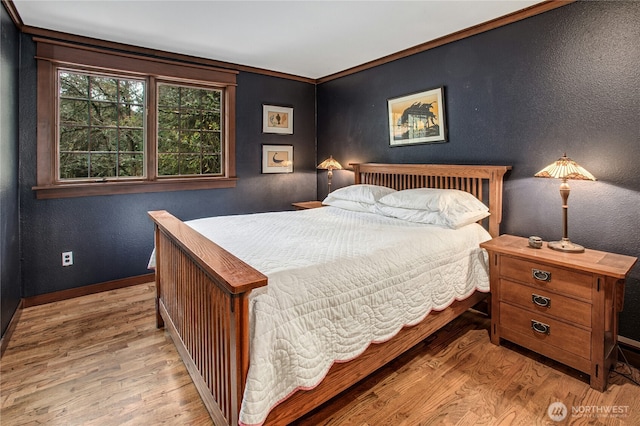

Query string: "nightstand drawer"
[[500, 279, 591, 327], [500, 256, 591, 300], [499, 303, 591, 360]]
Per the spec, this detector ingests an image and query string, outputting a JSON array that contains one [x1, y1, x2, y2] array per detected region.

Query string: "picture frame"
[[387, 86, 447, 146], [262, 144, 293, 173], [262, 105, 293, 134]]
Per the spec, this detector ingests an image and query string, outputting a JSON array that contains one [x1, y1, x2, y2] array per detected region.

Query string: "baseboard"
[[618, 336, 640, 370], [23, 273, 155, 308], [0, 299, 24, 358], [619, 336, 640, 351]]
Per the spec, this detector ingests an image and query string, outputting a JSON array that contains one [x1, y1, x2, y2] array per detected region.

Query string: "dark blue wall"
[[5, 1, 640, 344], [317, 1, 640, 340], [18, 34, 317, 297], [1, 3, 21, 335]]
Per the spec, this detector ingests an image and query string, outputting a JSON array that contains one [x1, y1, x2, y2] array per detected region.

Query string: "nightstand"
[[292, 201, 323, 210], [480, 234, 637, 391]]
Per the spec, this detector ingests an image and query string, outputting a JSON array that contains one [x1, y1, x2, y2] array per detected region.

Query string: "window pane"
[[158, 85, 180, 107], [158, 108, 179, 129], [90, 101, 118, 126], [180, 89, 200, 109], [157, 83, 223, 176], [158, 153, 179, 175], [201, 132, 221, 152], [180, 111, 202, 130], [201, 91, 221, 111], [90, 76, 118, 101], [60, 153, 89, 179], [60, 127, 89, 151], [60, 72, 89, 98], [58, 70, 146, 181], [90, 153, 117, 177], [181, 154, 202, 174], [203, 155, 221, 174], [180, 131, 201, 153], [202, 111, 221, 131], [90, 128, 118, 152], [120, 129, 144, 152], [158, 130, 179, 153], [119, 104, 144, 128], [119, 80, 144, 105], [118, 153, 144, 177], [59, 99, 89, 125]]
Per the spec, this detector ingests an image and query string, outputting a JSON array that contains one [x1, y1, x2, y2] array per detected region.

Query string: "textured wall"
[[18, 35, 317, 297], [0, 4, 21, 336], [317, 1, 640, 340]]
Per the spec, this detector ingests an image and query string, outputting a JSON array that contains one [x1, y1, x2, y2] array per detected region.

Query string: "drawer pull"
[[532, 268, 551, 282], [532, 294, 551, 308], [531, 320, 551, 335]]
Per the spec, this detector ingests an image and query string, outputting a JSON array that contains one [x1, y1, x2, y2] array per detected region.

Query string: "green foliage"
[[157, 84, 223, 176], [58, 71, 223, 180], [58, 71, 145, 180]]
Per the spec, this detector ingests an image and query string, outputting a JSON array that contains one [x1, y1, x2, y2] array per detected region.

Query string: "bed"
[[148, 163, 510, 426]]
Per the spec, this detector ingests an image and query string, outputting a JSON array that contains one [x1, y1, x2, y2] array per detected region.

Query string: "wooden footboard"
[[150, 163, 510, 426], [149, 210, 267, 426]]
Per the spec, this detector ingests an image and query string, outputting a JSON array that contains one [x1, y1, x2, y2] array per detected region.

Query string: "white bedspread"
[[183, 207, 491, 426]]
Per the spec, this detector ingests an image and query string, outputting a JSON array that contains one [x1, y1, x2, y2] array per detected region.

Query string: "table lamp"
[[317, 155, 343, 193], [534, 153, 596, 253]]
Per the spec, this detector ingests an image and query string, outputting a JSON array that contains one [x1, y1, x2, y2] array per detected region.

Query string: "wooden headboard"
[[351, 163, 511, 237]]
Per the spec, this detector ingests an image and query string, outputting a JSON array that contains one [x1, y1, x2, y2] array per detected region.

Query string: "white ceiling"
[[13, 0, 543, 79]]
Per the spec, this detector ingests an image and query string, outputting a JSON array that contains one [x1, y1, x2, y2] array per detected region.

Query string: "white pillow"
[[322, 197, 375, 213], [374, 204, 490, 229], [377, 188, 488, 214], [327, 184, 396, 205]]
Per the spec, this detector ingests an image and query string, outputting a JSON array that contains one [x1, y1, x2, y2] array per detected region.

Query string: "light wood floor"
[[2, 283, 639, 425]]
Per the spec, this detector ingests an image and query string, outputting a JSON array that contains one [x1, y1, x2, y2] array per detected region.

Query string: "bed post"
[[487, 168, 508, 238], [153, 223, 164, 329]]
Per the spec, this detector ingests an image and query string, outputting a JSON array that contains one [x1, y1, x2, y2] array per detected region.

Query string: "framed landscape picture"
[[262, 105, 293, 134], [388, 87, 447, 146], [262, 144, 293, 173]]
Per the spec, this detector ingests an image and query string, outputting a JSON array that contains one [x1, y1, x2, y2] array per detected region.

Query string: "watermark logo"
[[572, 405, 629, 419], [548, 402, 568, 422], [548, 402, 630, 421]]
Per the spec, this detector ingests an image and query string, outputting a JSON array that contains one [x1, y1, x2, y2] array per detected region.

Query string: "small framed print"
[[388, 86, 447, 146], [262, 144, 293, 173], [263, 105, 293, 134]]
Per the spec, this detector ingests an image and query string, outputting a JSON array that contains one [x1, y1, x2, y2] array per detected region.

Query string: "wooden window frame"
[[34, 38, 238, 199]]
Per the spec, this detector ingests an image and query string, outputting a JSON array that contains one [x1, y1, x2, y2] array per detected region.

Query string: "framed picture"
[[262, 105, 293, 134], [387, 87, 447, 146], [262, 144, 293, 173]]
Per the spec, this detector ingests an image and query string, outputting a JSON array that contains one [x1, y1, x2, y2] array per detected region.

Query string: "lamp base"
[[547, 239, 585, 253]]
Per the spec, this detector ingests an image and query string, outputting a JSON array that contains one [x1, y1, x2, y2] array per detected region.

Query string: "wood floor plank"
[[2, 283, 639, 425]]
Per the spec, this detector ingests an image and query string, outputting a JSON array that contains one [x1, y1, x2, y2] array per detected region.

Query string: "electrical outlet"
[[62, 251, 73, 267]]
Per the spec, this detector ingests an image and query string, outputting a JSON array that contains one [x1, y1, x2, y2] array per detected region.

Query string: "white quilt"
[[183, 207, 492, 426]]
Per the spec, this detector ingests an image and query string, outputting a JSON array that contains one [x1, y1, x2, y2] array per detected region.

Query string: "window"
[[156, 83, 223, 177], [58, 70, 146, 180], [35, 39, 237, 199]]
